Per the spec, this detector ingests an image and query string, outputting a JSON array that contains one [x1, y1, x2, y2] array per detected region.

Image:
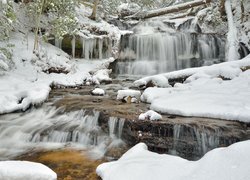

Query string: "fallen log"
[[124, 0, 211, 20]]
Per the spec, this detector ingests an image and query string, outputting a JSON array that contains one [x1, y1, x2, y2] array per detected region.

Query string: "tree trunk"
[[125, 0, 212, 20], [89, 0, 99, 20], [224, 0, 239, 61], [33, 0, 45, 51]]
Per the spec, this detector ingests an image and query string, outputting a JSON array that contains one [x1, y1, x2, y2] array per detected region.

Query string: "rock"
[[117, 89, 141, 101], [139, 110, 162, 121], [91, 88, 105, 96]]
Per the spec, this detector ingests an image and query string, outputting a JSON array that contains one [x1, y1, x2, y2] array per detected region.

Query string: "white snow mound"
[[92, 88, 105, 96], [0, 161, 57, 180], [96, 140, 250, 180], [117, 90, 141, 100], [139, 110, 162, 121]]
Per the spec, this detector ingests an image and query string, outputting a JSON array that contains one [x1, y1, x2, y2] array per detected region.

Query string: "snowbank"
[[0, 161, 56, 180], [96, 140, 250, 180], [137, 55, 250, 122], [0, 32, 113, 114]]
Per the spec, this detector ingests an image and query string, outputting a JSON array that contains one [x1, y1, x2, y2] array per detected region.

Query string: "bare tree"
[[89, 0, 99, 20]]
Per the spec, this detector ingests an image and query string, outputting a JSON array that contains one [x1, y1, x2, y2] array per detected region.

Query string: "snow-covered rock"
[[92, 69, 112, 85], [96, 140, 250, 180], [91, 88, 105, 96], [134, 74, 170, 88], [138, 55, 250, 122], [117, 90, 141, 101], [139, 110, 162, 121], [0, 161, 57, 180]]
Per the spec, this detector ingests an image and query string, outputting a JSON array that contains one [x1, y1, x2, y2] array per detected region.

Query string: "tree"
[[89, 0, 99, 20], [27, 0, 79, 51], [0, 0, 16, 40]]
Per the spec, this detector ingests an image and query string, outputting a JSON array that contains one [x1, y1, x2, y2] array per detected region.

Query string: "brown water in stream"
[[18, 149, 103, 180]]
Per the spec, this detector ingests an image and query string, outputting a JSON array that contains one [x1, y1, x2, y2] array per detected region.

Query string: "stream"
[[1, 17, 250, 179]]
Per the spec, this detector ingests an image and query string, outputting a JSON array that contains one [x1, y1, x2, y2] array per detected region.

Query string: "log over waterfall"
[[124, 0, 212, 20]]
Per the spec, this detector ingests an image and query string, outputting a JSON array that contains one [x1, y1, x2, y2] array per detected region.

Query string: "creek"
[[0, 17, 250, 179]]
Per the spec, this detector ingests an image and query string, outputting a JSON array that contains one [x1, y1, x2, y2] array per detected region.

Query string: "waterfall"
[[168, 124, 221, 158], [170, 124, 182, 155], [109, 117, 118, 138], [108, 117, 125, 139], [193, 128, 220, 155], [0, 107, 120, 160], [117, 23, 225, 75]]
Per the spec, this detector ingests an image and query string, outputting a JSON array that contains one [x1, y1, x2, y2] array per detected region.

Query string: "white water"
[[0, 107, 123, 160], [118, 23, 225, 75], [170, 124, 221, 157], [108, 117, 125, 139]]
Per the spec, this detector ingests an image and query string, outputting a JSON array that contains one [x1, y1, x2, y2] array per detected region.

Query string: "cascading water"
[[169, 124, 222, 159], [108, 117, 125, 139], [0, 106, 124, 160], [116, 20, 225, 76]]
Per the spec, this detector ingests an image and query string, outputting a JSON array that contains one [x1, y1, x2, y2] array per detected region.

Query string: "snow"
[[0, 32, 113, 114], [225, 0, 239, 61], [0, 161, 56, 180], [139, 110, 162, 121], [117, 3, 141, 17], [97, 140, 250, 180], [92, 88, 105, 96], [92, 69, 112, 84], [117, 89, 141, 100], [137, 55, 250, 122]]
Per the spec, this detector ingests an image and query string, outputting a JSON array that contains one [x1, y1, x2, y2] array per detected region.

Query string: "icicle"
[[81, 37, 85, 58], [98, 38, 103, 60], [71, 35, 76, 58], [55, 38, 62, 49], [85, 39, 90, 60]]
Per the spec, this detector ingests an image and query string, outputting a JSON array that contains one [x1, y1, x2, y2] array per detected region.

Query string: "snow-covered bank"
[[0, 32, 113, 114], [96, 140, 250, 180], [0, 161, 56, 180], [136, 55, 250, 122]]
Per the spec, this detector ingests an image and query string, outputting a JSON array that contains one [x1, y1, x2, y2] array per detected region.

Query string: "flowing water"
[[0, 105, 125, 160], [116, 20, 225, 75], [0, 17, 249, 179]]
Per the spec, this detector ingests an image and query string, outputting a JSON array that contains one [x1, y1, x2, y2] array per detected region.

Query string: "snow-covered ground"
[[0, 32, 113, 114], [0, 161, 56, 180], [135, 55, 250, 122], [96, 140, 250, 180]]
